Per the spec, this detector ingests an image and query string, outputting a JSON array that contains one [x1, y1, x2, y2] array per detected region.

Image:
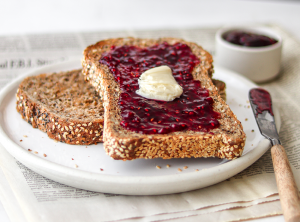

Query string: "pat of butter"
[[136, 66, 183, 101]]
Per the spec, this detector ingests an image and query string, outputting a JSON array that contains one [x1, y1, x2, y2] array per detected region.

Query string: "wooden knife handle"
[[271, 144, 300, 222]]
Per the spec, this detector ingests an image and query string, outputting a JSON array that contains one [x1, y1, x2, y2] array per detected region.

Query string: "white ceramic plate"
[[0, 59, 280, 195]]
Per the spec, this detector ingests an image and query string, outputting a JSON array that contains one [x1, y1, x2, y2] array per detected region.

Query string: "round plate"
[[0, 59, 280, 195]]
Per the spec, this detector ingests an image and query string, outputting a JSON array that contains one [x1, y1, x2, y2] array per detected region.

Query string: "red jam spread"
[[223, 31, 278, 47], [100, 42, 220, 134], [250, 88, 273, 116]]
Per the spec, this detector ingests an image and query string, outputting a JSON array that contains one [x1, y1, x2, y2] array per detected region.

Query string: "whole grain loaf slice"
[[16, 69, 104, 145], [82, 37, 246, 160]]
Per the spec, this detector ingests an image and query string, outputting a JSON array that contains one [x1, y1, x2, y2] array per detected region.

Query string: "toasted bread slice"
[[16, 69, 104, 145], [82, 37, 246, 160]]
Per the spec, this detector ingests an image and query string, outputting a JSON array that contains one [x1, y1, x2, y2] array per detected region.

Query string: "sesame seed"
[[23, 135, 27, 138], [76, 141, 80, 144], [69, 126, 73, 130], [34, 151, 38, 154], [183, 166, 188, 170], [74, 164, 78, 168], [55, 122, 58, 125], [166, 164, 170, 168], [88, 122, 92, 126], [52, 125, 55, 130], [77, 134, 81, 137], [156, 165, 161, 169], [77, 124, 81, 127], [195, 169, 199, 171], [82, 124, 87, 127], [178, 168, 182, 172], [28, 149, 32, 151], [95, 130, 98, 133], [43, 154, 47, 157], [65, 126, 69, 131]]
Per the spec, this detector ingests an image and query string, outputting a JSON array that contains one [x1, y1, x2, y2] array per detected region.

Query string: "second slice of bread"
[[16, 69, 104, 145]]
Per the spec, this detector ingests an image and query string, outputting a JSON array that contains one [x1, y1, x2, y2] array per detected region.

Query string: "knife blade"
[[249, 88, 300, 222], [249, 88, 280, 146]]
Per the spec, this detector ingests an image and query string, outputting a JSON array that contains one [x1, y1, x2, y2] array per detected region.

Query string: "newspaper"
[[0, 25, 298, 221]]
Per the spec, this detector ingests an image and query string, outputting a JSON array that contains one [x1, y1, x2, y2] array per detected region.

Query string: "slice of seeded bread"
[[16, 69, 104, 145], [82, 37, 246, 160]]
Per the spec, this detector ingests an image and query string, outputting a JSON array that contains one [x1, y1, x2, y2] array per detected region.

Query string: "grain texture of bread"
[[16, 69, 104, 145], [82, 37, 246, 160], [212, 79, 226, 101]]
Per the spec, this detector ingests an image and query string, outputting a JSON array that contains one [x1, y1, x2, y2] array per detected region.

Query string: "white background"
[[1, 0, 300, 221]]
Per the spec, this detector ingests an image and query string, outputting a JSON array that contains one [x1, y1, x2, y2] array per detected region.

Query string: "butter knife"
[[249, 88, 300, 222]]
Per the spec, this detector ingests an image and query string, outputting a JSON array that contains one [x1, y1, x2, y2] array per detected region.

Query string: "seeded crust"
[[212, 79, 226, 101], [16, 69, 104, 145], [82, 37, 246, 160]]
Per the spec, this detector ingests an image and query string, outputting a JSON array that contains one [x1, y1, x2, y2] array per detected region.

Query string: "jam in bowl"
[[215, 26, 282, 83], [223, 30, 278, 47]]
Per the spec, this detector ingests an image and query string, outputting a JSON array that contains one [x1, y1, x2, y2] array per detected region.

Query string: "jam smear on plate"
[[223, 31, 278, 47], [100, 42, 220, 134]]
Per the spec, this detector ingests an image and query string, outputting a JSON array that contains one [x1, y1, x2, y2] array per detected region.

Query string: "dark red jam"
[[250, 88, 273, 116], [223, 31, 278, 47], [100, 42, 220, 134]]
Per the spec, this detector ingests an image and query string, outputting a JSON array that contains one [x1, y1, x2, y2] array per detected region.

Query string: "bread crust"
[[82, 37, 246, 160], [16, 69, 104, 145]]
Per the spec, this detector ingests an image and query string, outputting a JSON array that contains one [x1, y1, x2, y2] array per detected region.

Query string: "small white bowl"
[[215, 26, 282, 83]]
